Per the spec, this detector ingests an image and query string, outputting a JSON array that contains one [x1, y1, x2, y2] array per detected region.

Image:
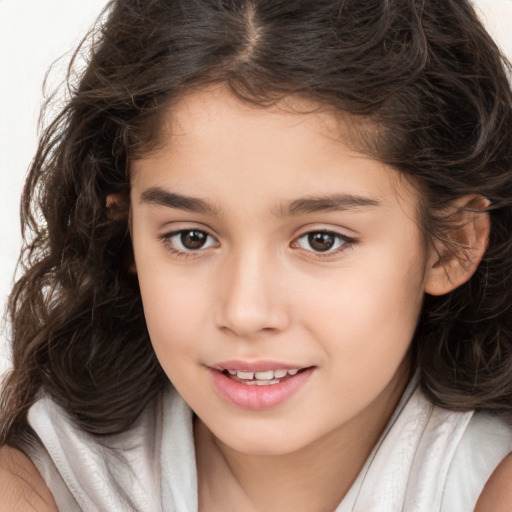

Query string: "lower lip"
[[209, 368, 314, 410]]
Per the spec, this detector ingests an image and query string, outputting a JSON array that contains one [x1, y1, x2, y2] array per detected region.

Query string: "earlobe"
[[425, 195, 490, 296], [106, 192, 130, 220]]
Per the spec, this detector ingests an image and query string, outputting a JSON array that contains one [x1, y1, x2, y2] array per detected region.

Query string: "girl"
[[1, 0, 512, 510]]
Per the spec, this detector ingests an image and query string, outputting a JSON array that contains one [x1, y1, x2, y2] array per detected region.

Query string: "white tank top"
[[27, 378, 512, 511]]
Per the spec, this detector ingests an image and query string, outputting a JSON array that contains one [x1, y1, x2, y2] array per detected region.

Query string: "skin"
[[128, 85, 492, 511], [1, 446, 510, 511], [0, 86, 506, 510], [475, 455, 512, 511], [0, 445, 57, 512]]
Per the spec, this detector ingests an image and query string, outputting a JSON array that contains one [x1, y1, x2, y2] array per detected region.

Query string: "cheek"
[[140, 273, 208, 340], [296, 242, 426, 364], [133, 241, 213, 371]]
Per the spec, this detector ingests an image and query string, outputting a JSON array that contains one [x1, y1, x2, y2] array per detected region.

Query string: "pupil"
[[181, 230, 207, 249], [308, 232, 335, 252]]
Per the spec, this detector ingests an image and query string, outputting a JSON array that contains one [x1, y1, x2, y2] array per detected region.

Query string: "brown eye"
[[180, 230, 208, 250], [308, 232, 336, 252], [296, 230, 351, 254], [162, 229, 218, 253]]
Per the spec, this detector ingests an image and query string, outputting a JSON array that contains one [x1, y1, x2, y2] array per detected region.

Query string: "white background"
[[1, 0, 511, 377]]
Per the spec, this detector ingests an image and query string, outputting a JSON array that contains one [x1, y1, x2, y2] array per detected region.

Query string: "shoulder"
[[430, 406, 512, 511], [0, 444, 57, 512], [475, 453, 512, 512]]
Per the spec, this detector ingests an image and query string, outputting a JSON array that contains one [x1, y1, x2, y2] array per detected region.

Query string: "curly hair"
[[2, 0, 512, 448]]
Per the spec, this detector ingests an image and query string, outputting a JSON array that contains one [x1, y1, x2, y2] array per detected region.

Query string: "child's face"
[[130, 86, 431, 455]]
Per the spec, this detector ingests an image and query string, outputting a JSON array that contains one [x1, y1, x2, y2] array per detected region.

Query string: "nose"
[[215, 248, 290, 338]]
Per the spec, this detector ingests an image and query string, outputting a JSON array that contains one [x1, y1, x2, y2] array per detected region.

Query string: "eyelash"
[[159, 229, 218, 259], [159, 229, 356, 259], [293, 230, 355, 258]]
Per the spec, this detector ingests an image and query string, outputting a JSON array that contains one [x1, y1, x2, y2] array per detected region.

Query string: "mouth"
[[208, 363, 314, 410], [220, 368, 306, 386]]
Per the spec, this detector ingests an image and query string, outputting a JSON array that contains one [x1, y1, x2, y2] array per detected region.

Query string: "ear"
[[106, 192, 137, 274], [105, 192, 129, 220], [425, 195, 490, 296]]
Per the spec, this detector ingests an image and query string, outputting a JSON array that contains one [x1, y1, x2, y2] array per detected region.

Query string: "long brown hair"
[[2, 0, 512, 449]]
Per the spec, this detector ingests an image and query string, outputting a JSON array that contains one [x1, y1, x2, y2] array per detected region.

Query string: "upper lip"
[[210, 360, 310, 372]]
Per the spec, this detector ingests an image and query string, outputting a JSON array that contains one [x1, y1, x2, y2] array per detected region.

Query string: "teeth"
[[230, 369, 301, 380], [236, 371, 254, 380], [256, 379, 280, 385], [244, 379, 281, 386], [255, 371, 274, 380]]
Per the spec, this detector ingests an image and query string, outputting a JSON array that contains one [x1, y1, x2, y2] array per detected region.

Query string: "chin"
[[212, 424, 314, 457]]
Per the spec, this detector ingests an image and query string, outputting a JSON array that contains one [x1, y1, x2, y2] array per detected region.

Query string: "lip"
[[209, 365, 314, 410], [210, 360, 306, 372]]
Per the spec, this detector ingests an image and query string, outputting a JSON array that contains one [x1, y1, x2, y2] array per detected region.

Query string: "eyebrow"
[[140, 187, 220, 215], [274, 194, 381, 217], [140, 186, 380, 217]]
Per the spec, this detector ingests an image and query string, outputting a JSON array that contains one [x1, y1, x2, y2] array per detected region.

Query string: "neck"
[[195, 365, 411, 512]]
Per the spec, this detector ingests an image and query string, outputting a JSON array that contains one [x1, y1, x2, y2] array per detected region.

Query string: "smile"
[[209, 364, 314, 410], [224, 368, 301, 385]]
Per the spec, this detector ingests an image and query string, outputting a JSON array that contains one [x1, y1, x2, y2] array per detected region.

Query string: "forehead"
[[166, 86, 342, 137], [130, 85, 420, 221]]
